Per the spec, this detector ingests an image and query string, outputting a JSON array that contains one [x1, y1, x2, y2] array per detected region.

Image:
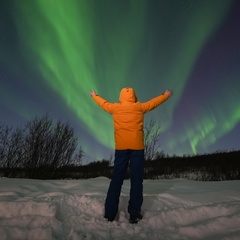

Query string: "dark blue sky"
[[1, 0, 240, 162]]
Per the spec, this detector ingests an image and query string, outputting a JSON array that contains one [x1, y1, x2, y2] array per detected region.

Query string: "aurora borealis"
[[1, 0, 240, 161]]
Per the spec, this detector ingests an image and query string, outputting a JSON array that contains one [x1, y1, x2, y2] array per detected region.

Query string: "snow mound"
[[0, 178, 240, 239]]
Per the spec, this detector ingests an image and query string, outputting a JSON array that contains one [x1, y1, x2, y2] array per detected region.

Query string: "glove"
[[90, 90, 96, 96], [165, 89, 173, 97]]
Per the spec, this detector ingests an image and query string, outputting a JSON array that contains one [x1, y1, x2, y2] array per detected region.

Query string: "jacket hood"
[[119, 87, 137, 103]]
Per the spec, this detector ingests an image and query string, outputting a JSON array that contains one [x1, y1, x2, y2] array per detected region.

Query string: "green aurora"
[[1, 0, 239, 158]]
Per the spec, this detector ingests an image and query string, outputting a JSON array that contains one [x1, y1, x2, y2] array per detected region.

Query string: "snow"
[[0, 177, 240, 240]]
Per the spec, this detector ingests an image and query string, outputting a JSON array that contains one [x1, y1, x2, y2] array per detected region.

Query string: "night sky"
[[1, 0, 240, 162]]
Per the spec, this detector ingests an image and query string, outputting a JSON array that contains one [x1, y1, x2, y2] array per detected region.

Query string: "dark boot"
[[129, 214, 143, 224]]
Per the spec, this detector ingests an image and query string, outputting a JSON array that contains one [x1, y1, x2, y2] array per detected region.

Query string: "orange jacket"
[[92, 87, 169, 150]]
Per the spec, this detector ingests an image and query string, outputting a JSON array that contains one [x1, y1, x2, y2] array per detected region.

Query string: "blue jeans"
[[104, 149, 145, 219]]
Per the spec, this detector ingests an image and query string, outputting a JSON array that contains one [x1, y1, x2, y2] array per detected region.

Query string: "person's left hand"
[[90, 90, 96, 96]]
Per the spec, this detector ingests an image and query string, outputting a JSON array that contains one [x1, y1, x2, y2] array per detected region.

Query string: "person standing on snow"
[[90, 87, 173, 224]]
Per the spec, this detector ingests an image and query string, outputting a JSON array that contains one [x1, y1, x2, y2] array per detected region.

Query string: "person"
[[90, 87, 173, 224]]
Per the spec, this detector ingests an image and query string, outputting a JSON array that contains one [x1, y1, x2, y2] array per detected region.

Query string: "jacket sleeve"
[[92, 94, 114, 114], [141, 93, 169, 113]]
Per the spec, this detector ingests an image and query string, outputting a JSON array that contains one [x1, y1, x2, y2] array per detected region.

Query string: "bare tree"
[[23, 115, 52, 170], [48, 121, 77, 168], [23, 115, 78, 178], [0, 125, 24, 168], [144, 119, 161, 160], [0, 115, 85, 179], [6, 128, 24, 169], [73, 146, 85, 166], [0, 124, 10, 168]]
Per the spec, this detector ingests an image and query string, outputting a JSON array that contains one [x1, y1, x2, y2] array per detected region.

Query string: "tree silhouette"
[[144, 119, 161, 160]]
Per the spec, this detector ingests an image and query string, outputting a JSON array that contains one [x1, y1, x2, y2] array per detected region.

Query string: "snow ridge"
[[0, 177, 240, 240]]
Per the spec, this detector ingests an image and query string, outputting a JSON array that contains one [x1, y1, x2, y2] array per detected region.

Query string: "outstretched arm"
[[141, 89, 173, 113], [90, 90, 113, 114]]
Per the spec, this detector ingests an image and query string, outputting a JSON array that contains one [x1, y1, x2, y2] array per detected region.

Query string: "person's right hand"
[[90, 90, 96, 96], [165, 89, 173, 97]]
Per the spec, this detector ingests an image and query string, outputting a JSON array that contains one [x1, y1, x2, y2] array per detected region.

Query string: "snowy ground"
[[0, 177, 240, 240]]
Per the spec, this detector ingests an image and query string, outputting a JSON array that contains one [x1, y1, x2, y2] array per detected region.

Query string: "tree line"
[[0, 115, 83, 179], [144, 150, 240, 181], [0, 115, 239, 181], [46, 150, 240, 181]]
